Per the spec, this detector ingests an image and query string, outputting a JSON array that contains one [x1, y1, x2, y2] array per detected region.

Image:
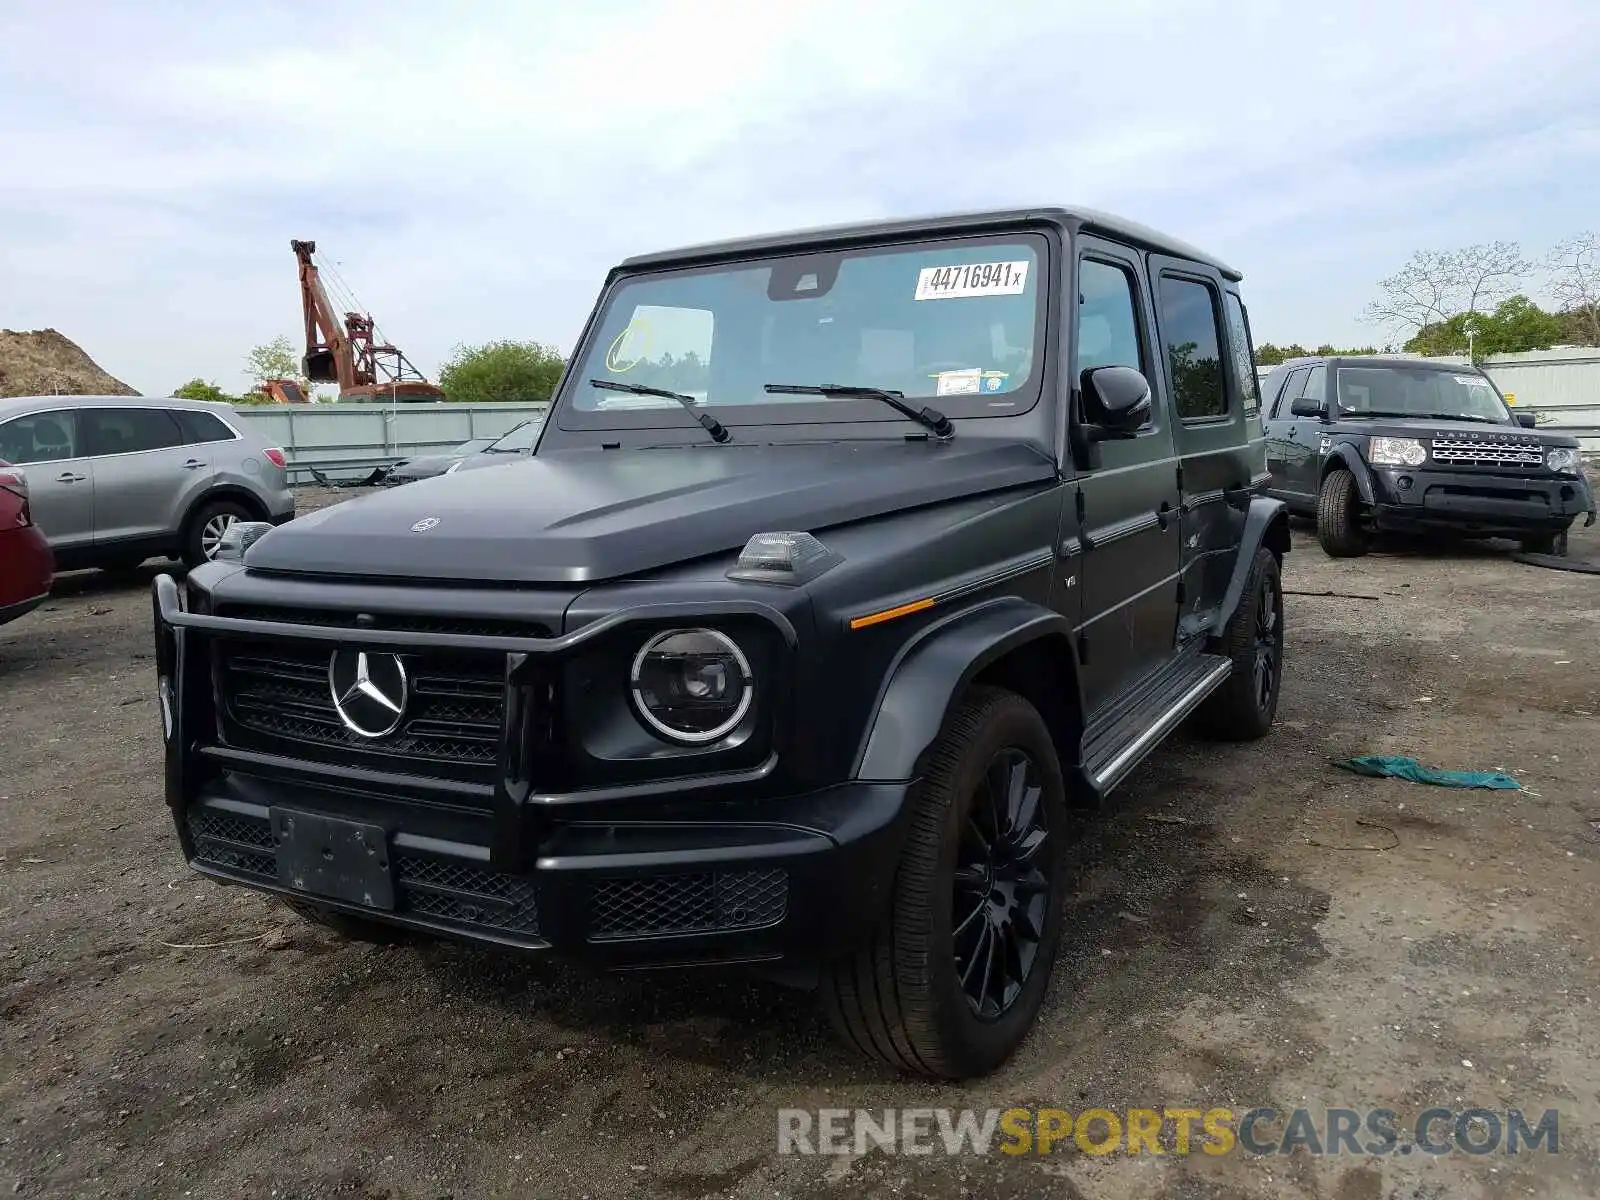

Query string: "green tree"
[[245, 335, 302, 385], [172, 378, 238, 404], [438, 339, 566, 403], [1403, 294, 1563, 359]]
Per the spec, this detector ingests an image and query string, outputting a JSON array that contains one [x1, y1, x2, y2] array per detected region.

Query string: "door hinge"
[[1176, 577, 1186, 605], [1074, 488, 1086, 524], [1175, 462, 1185, 491], [1077, 633, 1089, 665]]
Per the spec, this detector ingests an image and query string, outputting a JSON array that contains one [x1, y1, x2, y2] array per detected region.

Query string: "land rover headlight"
[[1547, 447, 1581, 473], [1369, 437, 1427, 467], [630, 628, 753, 744]]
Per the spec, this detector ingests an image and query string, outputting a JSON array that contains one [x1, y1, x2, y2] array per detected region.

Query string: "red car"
[[0, 458, 54, 627]]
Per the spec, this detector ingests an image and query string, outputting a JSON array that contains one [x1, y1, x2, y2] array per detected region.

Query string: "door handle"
[[181, 459, 205, 470], [1157, 500, 1172, 530], [56, 471, 87, 483]]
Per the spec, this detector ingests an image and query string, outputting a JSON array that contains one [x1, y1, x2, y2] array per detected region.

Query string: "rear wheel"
[[183, 499, 254, 568], [281, 898, 416, 946], [1316, 469, 1368, 558], [1197, 547, 1284, 741], [821, 687, 1069, 1079], [1519, 530, 1568, 557]]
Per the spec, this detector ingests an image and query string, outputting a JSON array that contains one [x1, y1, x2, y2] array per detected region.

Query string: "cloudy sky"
[[4, 0, 1599, 395]]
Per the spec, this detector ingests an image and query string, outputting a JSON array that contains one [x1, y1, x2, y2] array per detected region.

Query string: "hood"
[[245, 439, 1056, 584], [1333, 416, 1578, 446]]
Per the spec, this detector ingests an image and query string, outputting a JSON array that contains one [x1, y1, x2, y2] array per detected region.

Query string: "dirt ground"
[[3, 487, 1599, 1200]]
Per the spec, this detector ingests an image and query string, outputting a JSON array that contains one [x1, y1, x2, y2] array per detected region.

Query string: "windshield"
[[562, 233, 1046, 428], [485, 419, 542, 452], [1335, 367, 1511, 423]]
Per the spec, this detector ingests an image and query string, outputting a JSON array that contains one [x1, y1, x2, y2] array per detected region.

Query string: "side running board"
[[1082, 654, 1232, 799]]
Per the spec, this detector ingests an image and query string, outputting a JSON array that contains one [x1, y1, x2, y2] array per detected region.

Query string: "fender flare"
[[1321, 445, 1376, 505], [1210, 496, 1290, 635], [853, 596, 1081, 783]]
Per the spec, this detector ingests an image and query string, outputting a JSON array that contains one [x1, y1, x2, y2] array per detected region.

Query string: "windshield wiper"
[[1345, 409, 1506, 424], [763, 383, 954, 438], [589, 379, 730, 443]]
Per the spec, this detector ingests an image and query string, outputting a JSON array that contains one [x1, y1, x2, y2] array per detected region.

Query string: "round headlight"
[[630, 628, 753, 744]]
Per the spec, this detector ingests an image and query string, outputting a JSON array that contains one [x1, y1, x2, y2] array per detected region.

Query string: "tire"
[[1196, 547, 1284, 741], [1316, 469, 1368, 557], [281, 898, 416, 946], [821, 687, 1069, 1080], [182, 498, 254, 568], [1519, 530, 1568, 557]]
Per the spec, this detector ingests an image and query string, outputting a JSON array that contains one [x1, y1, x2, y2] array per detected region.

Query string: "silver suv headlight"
[[1369, 436, 1427, 467], [1547, 447, 1581, 474], [630, 628, 754, 744]]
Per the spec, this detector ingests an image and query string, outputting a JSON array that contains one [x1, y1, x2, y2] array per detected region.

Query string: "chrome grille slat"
[[1430, 437, 1543, 468]]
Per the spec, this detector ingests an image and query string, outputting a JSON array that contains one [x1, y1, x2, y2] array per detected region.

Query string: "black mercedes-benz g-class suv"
[[152, 206, 1289, 1079], [1261, 354, 1595, 557]]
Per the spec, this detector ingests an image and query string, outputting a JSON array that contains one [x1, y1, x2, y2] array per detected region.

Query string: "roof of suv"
[[1270, 355, 1482, 374], [0, 394, 240, 416], [619, 205, 1242, 281]]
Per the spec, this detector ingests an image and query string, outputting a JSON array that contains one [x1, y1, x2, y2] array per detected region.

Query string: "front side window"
[[1075, 259, 1143, 376], [1335, 367, 1511, 423], [0, 410, 80, 464], [561, 234, 1046, 426], [1158, 276, 1227, 421], [83, 407, 186, 456]]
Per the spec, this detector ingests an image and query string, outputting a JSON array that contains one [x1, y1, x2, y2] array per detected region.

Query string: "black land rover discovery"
[[1261, 355, 1595, 557], [153, 206, 1290, 1079]]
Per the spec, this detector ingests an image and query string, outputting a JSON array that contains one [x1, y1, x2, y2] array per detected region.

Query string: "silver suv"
[[0, 395, 294, 571]]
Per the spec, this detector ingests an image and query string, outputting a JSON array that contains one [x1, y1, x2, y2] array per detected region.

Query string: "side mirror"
[[1514, 410, 1537, 429], [1081, 365, 1152, 435], [1289, 395, 1325, 419]]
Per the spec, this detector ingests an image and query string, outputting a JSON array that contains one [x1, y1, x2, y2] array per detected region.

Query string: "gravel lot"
[[3, 487, 1599, 1199]]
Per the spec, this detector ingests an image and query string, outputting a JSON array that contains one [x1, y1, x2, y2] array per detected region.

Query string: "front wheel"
[[1316, 469, 1369, 558], [1519, 530, 1568, 557], [821, 687, 1069, 1079]]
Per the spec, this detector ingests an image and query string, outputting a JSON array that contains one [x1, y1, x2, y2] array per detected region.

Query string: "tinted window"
[[174, 409, 237, 444], [1335, 366, 1509, 421], [83, 407, 186, 456], [1158, 277, 1226, 420], [1223, 294, 1259, 415], [1269, 368, 1307, 419], [1299, 365, 1327, 402], [1076, 259, 1143, 375], [0, 411, 80, 464]]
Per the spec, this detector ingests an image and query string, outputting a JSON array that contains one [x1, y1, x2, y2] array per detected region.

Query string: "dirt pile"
[[0, 328, 139, 398]]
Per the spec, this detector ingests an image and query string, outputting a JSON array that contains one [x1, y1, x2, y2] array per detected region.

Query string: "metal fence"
[[229, 401, 549, 483]]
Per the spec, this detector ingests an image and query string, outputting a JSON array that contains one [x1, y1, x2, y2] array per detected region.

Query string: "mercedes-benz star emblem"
[[412, 517, 440, 532], [328, 650, 409, 739]]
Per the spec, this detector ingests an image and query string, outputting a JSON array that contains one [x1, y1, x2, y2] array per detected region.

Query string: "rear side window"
[[83, 407, 186, 456], [1157, 276, 1227, 420], [1223, 294, 1259, 415], [0, 411, 80, 464], [174, 409, 238, 444]]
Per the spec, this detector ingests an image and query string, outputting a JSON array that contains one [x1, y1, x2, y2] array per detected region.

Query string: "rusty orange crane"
[[291, 239, 445, 402]]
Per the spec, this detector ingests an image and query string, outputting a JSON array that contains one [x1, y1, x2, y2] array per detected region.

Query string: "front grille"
[[1430, 437, 1543, 468], [589, 869, 788, 940], [221, 606, 543, 640], [186, 807, 541, 938], [216, 640, 508, 782]]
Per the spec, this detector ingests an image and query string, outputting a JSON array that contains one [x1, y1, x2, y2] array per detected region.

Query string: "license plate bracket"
[[271, 809, 395, 911]]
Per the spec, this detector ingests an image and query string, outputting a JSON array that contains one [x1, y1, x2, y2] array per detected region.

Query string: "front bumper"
[[151, 575, 911, 971], [1369, 466, 1595, 536]]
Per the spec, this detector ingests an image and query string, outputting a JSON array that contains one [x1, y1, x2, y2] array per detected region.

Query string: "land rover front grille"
[[185, 807, 541, 938], [1429, 437, 1543, 468]]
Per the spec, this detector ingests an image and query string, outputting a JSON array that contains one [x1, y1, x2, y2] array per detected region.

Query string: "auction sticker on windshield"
[[914, 260, 1030, 301]]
